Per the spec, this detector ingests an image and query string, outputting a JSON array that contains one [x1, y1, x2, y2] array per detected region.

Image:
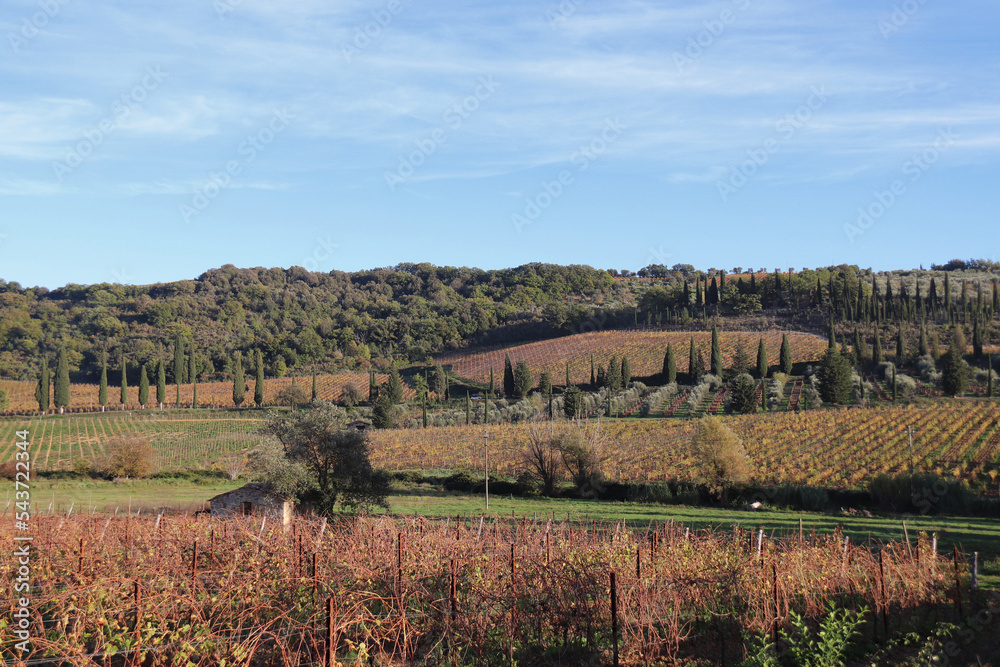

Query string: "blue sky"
[[1, 0, 998, 288]]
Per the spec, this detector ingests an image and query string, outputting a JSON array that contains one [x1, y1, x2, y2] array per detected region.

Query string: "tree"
[[538, 371, 552, 396], [261, 402, 390, 514], [896, 326, 906, 362], [919, 325, 929, 357], [34, 357, 50, 413], [119, 355, 128, 407], [368, 370, 377, 403], [711, 325, 723, 376], [590, 354, 596, 386], [342, 383, 362, 407], [606, 355, 621, 391], [555, 422, 607, 498], [97, 355, 107, 411], [371, 392, 398, 429], [138, 364, 149, 408], [277, 383, 309, 409], [817, 348, 852, 404], [780, 333, 793, 375], [513, 360, 532, 399], [941, 338, 969, 397], [173, 334, 186, 384], [523, 423, 563, 496], [663, 344, 677, 384], [730, 338, 751, 376], [503, 354, 515, 398], [691, 416, 751, 502], [563, 386, 582, 418], [973, 318, 984, 360], [828, 319, 837, 350], [872, 327, 883, 367], [465, 393, 471, 424], [621, 356, 631, 387], [0, 388, 7, 412], [432, 364, 447, 398], [254, 349, 265, 407], [729, 373, 758, 414], [688, 337, 698, 383], [755, 338, 769, 379], [156, 359, 166, 408], [311, 372, 318, 401], [54, 348, 70, 413], [233, 351, 246, 407], [385, 367, 404, 404]]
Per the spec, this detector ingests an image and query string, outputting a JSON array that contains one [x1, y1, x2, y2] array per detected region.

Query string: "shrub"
[[98, 436, 154, 479]]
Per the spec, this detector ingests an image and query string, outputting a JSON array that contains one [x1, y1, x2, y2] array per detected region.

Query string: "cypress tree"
[[138, 364, 149, 408], [896, 326, 906, 362], [254, 349, 265, 407], [98, 355, 107, 411], [35, 355, 52, 413], [708, 276, 719, 305], [973, 317, 984, 360], [386, 367, 404, 404], [119, 355, 127, 407], [780, 334, 793, 375], [513, 360, 532, 399], [189, 343, 198, 408], [695, 348, 706, 382], [538, 371, 552, 396], [710, 325, 723, 377], [689, 337, 697, 382], [621, 356, 631, 386], [564, 362, 570, 389], [596, 364, 607, 388], [173, 334, 186, 384], [941, 338, 968, 396], [817, 348, 852, 404], [232, 351, 245, 407], [892, 364, 898, 401], [503, 354, 515, 398], [369, 370, 377, 402], [421, 394, 428, 428], [919, 325, 929, 357], [756, 338, 768, 379], [590, 354, 596, 386], [873, 327, 883, 366], [663, 344, 677, 384], [54, 348, 70, 413], [750, 272, 757, 294], [828, 319, 837, 349], [490, 367, 496, 396], [311, 372, 318, 401], [944, 272, 952, 315], [156, 359, 166, 408], [607, 355, 621, 391], [465, 393, 471, 425]]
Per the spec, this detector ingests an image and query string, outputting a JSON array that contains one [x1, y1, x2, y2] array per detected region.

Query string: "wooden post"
[[771, 563, 779, 649], [78, 537, 85, 574], [450, 559, 457, 620], [326, 596, 335, 667], [635, 546, 641, 580], [610, 571, 620, 667], [191, 539, 199, 588], [878, 549, 889, 634], [397, 532, 403, 597], [972, 552, 979, 593]]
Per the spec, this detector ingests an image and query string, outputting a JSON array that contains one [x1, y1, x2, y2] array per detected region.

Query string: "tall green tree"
[[828, 319, 837, 350], [973, 317, 984, 360], [817, 348, 852, 404], [119, 355, 128, 407], [780, 334, 793, 375], [755, 338, 768, 379], [503, 354, 515, 398], [710, 325, 723, 376], [896, 326, 906, 362], [432, 364, 447, 398], [621, 356, 631, 386], [156, 359, 166, 408], [606, 355, 621, 391], [385, 367, 404, 404], [513, 360, 533, 399], [730, 338, 751, 376], [538, 371, 552, 396], [173, 334, 186, 384], [189, 342, 198, 408], [688, 337, 699, 383], [254, 349, 265, 407], [312, 372, 318, 401], [663, 344, 677, 384], [52, 348, 70, 412], [138, 364, 149, 408], [98, 355, 107, 411], [729, 373, 758, 414], [465, 393, 471, 425], [941, 338, 969, 397], [590, 354, 596, 386], [368, 370, 377, 402], [233, 351, 246, 407], [919, 325, 929, 357], [872, 328, 883, 366]]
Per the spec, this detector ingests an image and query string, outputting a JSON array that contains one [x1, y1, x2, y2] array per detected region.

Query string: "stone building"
[[208, 483, 294, 527]]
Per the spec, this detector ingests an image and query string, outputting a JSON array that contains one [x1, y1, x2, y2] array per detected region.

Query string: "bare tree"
[[556, 421, 608, 498], [691, 416, 751, 502], [522, 422, 562, 496]]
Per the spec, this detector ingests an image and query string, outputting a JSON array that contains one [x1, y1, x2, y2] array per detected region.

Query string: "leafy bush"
[[98, 435, 154, 478]]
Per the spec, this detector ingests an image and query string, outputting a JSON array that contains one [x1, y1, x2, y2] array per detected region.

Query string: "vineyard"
[[367, 402, 1000, 489], [0, 513, 962, 666], [0, 372, 415, 416], [0, 413, 267, 472], [437, 330, 827, 386]]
